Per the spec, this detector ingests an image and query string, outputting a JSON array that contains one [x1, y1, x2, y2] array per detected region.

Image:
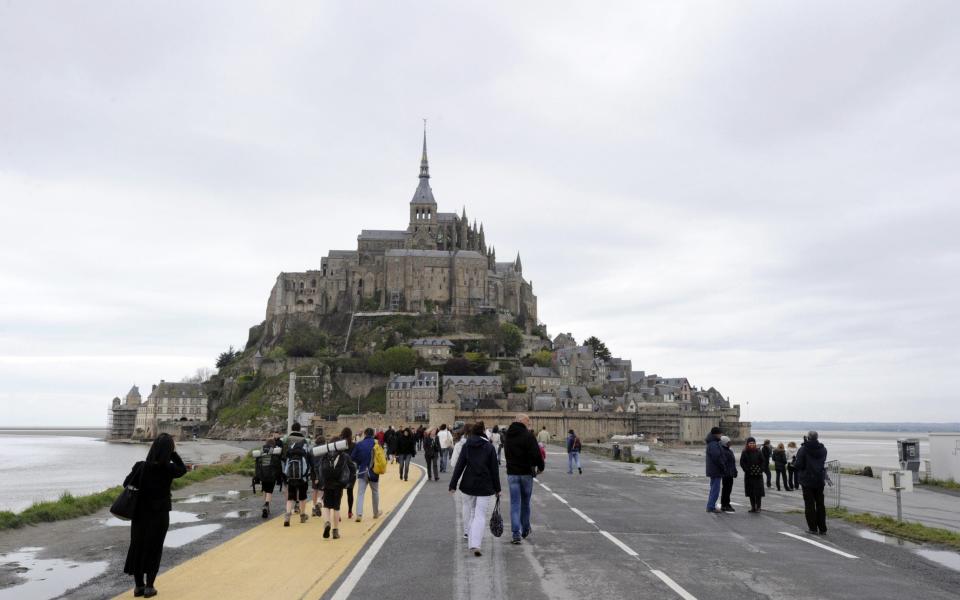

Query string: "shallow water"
[[176, 490, 249, 504], [751, 430, 931, 469], [163, 524, 223, 548], [102, 511, 202, 527], [915, 548, 960, 572], [223, 509, 251, 518], [855, 529, 918, 547], [0, 546, 108, 600]]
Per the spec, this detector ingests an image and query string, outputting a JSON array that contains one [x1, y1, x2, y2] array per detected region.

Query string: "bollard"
[[622, 445, 633, 462]]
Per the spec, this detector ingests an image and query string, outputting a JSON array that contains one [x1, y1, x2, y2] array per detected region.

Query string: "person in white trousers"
[[449, 422, 501, 556]]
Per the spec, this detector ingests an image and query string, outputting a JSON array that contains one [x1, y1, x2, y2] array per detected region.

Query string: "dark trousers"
[[764, 466, 772, 487], [802, 485, 827, 532], [788, 465, 798, 489], [775, 468, 791, 490], [426, 456, 439, 480], [720, 476, 734, 508], [346, 483, 354, 514], [124, 510, 169, 587]]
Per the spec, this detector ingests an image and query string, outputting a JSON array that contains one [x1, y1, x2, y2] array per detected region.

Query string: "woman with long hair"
[[448, 422, 500, 557], [339, 427, 358, 519], [396, 427, 416, 482], [123, 433, 187, 597]]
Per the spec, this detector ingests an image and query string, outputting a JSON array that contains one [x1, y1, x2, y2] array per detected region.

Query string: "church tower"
[[408, 127, 438, 249]]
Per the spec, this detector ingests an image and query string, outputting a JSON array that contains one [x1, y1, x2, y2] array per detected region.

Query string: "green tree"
[[530, 349, 553, 368], [281, 322, 328, 357], [585, 336, 612, 361], [498, 322, 524, 356], [216, 346, 240, 369], [368, 346, 417, 375]]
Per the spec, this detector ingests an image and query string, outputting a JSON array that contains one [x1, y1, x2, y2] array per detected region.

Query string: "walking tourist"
[[350, 428, 381, 521], [424, 428, 441, 481], [566, 429, 583, 475], [449, 422, 500, 557], [739, 437, 766, 512], [397, 427, 416, 481], [385, 426, 398, 464], [253, 436, 282, 519], [316, 435, 351, 539], [772, 442, 792, 491], [720, 435, 737, 512], [122, 433, 187, 598], [340, 427, 358, 519], [786, 441, 799, 490], [795, 431, 829, 535], [490, 425, 502, 465], [282, 422, 311, 527], [537, 426, 551, 445], [310, 434, 327, 517], [704, 426, 724, 513], [761, 439, 773, 488], [503, 413, 544, 545], [438, 424, 454, 472]]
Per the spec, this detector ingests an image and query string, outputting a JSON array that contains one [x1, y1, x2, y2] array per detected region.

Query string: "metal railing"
[[827, 460, 842, 508]]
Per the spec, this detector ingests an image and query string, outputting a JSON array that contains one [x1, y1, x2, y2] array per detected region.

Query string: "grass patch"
[[921, 477, 960, 491], [827, 507, 960, 550], [643, 463, 659, 473], [0, 454, 255, 531]]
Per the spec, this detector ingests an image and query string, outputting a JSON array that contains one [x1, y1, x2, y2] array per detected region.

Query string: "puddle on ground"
[[103, 510, 202, 527], [0, 546, 107, 600], [176, 490, 250, 504], [915, 548, 960, 572], [163, 524, 223, 548], [856, 530, 918, 547], [223, 509, 251, 519]]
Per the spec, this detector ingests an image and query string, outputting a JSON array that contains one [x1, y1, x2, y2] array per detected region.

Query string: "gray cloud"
[[2, 1, 958, 424]]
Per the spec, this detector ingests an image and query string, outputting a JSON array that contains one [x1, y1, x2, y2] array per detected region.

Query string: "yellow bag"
[[372, 441, 387, 475]]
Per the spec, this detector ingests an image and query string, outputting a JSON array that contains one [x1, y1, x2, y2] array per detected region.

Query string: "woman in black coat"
[[123, 433, 187, 597], [739, 437, 766, 513], [449, 422, 501, 556]]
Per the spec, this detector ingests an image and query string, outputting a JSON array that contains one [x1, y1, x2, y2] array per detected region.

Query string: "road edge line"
[[779, 531, 858, 559]]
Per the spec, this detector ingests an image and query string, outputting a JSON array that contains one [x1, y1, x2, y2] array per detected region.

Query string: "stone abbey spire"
[[410, 123, 435, 205], [419, 125, 430, 179]]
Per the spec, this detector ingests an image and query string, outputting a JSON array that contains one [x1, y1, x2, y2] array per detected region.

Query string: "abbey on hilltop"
[[266, 131, 538, 326]]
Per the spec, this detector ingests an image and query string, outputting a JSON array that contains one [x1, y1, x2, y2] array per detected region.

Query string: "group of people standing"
[[705, 427, 830, 534]]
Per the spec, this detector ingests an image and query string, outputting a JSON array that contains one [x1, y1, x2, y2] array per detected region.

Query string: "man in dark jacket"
[[719, 436, 737, 512], [794, 431, 829, 534], [503, 414, 545, 545], [350, 428, 380, 521], [704, 426, 725, 513]]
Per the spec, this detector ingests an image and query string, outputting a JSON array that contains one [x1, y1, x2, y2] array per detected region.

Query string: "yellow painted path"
[[114, 467, 421, 600]]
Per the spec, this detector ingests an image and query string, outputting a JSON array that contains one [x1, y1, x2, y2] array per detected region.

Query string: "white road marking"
[[600, 530, 639, 557], [779, 531, 858, 559], [551, 492, 568, 505], [650, 570, 699, 600], [539, 483, 552, 492], [330, 464, 429, 600], [569, 507, 595, 524]]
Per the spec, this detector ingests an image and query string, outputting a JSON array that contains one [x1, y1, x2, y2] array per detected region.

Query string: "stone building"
[[265, 132, 538, 326], [442, 374, 503, 408], [520, 366, 561, 395], [108, 385, 141, 439], [386, 370, 439, 423], [134, 381, 208, 437], [555, 346, 607, 387], [409, 338, 455, 360]]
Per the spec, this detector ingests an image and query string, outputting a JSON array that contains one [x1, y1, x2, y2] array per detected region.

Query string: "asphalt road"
[[325, 450, 960, 600]]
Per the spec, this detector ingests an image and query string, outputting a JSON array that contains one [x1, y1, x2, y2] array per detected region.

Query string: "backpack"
[[572, 437, 582, 452], [255, 446, 280, 482], [372, 441, 387, 475], [284, 438, 309, 482]]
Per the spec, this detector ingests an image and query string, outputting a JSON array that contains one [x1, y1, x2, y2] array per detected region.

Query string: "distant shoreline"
[[752, 422, 959, 433]]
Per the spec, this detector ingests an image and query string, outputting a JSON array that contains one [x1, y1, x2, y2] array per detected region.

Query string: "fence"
[[827, 460, 841, 508]]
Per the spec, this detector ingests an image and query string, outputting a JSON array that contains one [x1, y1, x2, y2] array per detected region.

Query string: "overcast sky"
[[2, 2, 958, 426]]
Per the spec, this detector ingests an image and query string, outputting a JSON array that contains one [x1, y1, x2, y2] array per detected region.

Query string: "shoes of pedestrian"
[[721, 506, 735, 512], [284, 513, 291, 527], [312, 504, 321, 517], [332, 529, 340, 539], [300, 513, 308, 524], [134, 586, 145, 597], [373, 511, 381, 519], [511, 538, 522, 545], [819, 529, 828, 535], [323, 522, 331, 538], [522, 528, 531, 539], [348, 511, 353, 519], [355, 515, 362, 522], [748, 508, 757, 513], [808, 529, 819, 534], [707, 508, 723, 514], [143, 587, 157, 598], [294, 502, 300, 514], [578, 467, 582, 475], [473, 549, 482, 557], [463, 533, 469, 540]]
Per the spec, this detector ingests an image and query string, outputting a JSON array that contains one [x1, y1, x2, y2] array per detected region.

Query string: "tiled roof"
[[409, 338, 455, 347], [443, 375, 502, 386], [359, 230, 408, 241]]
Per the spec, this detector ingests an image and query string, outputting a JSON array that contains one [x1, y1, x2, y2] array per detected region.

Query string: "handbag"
[[111, 463, 143, 521], [489, 497, 504, 538]]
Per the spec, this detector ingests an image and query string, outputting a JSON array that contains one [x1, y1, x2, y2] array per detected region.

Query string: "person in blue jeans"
[[704, 426, 725, 513], [502, 414, 545, 545], [566, 429, 582, 474]]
